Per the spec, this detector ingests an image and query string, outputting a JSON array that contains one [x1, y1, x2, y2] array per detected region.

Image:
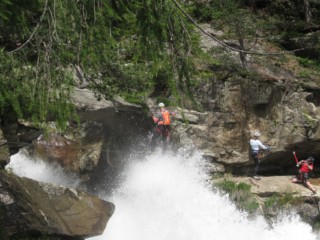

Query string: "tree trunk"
[[236, 26, 247, 68], [239, 37, 247, 68], [249, 0, 257, 14], [304, 0, 312, 26]]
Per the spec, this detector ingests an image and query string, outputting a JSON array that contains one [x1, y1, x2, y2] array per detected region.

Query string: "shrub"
[[216, 180, 259, 213]]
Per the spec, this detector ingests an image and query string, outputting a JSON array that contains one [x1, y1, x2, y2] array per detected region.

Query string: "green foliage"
[[298, 70, 312, 79], [216, 180, 259, 213], [264, 1, 306, 36], [188, 2, 215, 22], [297, 57, 320, 69], [313, 215, 320, 231], [264, 192, 304, 210], [190, 1, 262, 40], [0, 0, 12, 21], [189, 0, 270, 68], [0, 0, 201, 129], [1, 0, 319, 129], [296, 56, 320, 80], [0, 49, 76, 129]]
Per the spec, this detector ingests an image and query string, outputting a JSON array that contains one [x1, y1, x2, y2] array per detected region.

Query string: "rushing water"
[[6, 149, 81, 189], [7, 149, 319, 240]]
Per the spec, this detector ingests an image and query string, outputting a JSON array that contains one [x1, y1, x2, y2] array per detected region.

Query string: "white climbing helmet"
[[158, 102, 165, 107], [254, 131, 261, 137]]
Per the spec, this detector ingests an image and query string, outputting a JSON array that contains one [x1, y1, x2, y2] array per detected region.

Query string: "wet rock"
[[0, 170, 114, 239]]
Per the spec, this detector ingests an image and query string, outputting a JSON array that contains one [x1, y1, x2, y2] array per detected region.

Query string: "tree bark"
[[304, 0, 312, 26]]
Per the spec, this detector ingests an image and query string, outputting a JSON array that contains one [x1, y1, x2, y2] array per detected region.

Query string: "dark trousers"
[[296, 171, 310, 182], [251, 151, 260, 176], [150, 125, 170, 152]]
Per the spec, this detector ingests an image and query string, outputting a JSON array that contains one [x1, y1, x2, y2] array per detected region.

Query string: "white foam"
[[6, 149, 80, 188], [88, 151, 318, 240], [6, 149, 318, 240]]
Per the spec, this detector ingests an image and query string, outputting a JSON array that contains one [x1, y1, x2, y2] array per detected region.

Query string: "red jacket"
[[299, 161, 313, 173]]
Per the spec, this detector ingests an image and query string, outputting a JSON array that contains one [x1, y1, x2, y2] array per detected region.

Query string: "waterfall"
[[88, 150, 317, 240], [5, 149, 81, 189], [7, 149, 318, 240]]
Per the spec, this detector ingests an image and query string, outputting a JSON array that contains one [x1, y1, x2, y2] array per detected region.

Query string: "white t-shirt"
[[249, 139, 267, 151]]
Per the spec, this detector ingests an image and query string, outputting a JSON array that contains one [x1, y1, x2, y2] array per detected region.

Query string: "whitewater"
[[6, 149, 319, 240]]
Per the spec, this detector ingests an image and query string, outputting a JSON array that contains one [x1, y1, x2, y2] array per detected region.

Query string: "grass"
[[264, 192, 303, 210], [216, 179, 259, 213]]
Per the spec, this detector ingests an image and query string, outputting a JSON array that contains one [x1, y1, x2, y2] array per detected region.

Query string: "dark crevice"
[[305, 91, 320, 107], [253, 103, 268, 118]]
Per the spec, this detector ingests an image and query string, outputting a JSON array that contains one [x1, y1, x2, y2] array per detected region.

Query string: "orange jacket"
[[153, 109, 172, 125]]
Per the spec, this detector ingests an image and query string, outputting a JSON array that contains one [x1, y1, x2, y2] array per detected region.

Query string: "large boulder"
[[33, 122, 105, 180], [0, 170, 114, 239]]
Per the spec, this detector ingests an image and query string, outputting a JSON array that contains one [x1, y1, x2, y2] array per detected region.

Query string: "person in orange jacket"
[[292, 156, 317, 194], [150, 102, 174, 153]]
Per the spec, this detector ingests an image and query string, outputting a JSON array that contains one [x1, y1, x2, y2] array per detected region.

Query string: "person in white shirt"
[[249, 131, 268, 180]]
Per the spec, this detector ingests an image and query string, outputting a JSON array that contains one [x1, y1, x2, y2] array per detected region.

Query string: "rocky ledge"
[[213, 175, 320, 232], [219, 175, 320, 197]]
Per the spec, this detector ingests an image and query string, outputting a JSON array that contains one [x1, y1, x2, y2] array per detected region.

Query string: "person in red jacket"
[[150, 102, 173, 153], [291, 156, 317, 194]]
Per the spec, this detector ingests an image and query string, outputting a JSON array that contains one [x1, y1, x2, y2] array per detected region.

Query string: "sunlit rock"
[[0, 171, 114, 239]]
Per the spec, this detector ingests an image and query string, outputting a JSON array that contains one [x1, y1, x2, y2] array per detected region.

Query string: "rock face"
[[33, 123, 105, 181], [176, 23, 320, 176], [0, 170, 114, 239], [284, 31, 320, 61], [4, 65, 320, 182], [28, 90, 153, 186], [169, 70, 320, 176]]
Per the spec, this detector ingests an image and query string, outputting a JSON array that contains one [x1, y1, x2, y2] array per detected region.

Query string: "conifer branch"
[[8, 0, 49, 54]]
